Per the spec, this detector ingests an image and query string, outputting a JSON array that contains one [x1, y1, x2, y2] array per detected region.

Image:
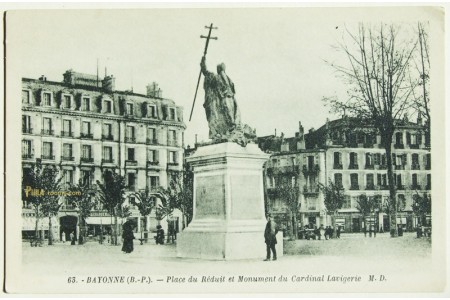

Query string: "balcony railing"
[[411, 164, 420, 170], [80, 157, 94, 163], [167, 162, 179, 167], [409, 144, 420, 149], [365, 184, 375, 190], [333, 163, 343, 170], [350, 184, 360, 190], [348, 163, 359, 170], [394, 164, 405, 170], [61, 156, 74, 161], [80, 133, 93, 139], [394, 143, 405, 149], [22, 128, 33, 134], [167, 139, 179, 147], [146, 138, 158, 145], [41, 129, 54, 136], [411, 184, 421, 190], [396, 184, 405, 190], [303, 185, 320, 194], [102, 158, 114, 164], [102, 134, 114, 141], [364, 164, 374, 170], [61, 131, 73, 137], [125, 137, 136, 143], [147, 160, 159, 166], [379, 185, 389, 190], [302, 164, 320, 177], [125, 160, 138, 166], [41, 154, 55, 160], [22, 153, 34, 159]]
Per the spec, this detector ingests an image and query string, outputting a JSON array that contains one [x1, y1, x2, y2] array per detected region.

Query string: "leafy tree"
[[66, 180, 98, 244], [412, 192, 431, 226], [324, 23, 420, 236], [131, 190, 157, 240], [319, 179, 345, 230], [22, 161, 63, 245], [356, 194, 382, 232], [96, 170, 127, 245], [156, 169, 193, 229], [275, 176, 300, 240]]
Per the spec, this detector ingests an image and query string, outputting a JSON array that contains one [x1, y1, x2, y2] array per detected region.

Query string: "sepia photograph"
[[3, 5, 447, 295]]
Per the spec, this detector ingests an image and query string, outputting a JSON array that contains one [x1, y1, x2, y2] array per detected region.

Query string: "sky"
[[7, 7, 434, 146]]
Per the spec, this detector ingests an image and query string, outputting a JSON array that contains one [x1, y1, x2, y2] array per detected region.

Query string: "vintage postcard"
[[2, 5, 448, 295]]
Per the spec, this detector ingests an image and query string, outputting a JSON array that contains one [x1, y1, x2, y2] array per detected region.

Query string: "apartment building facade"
[[21, 70, 186, 240], [260, 117, 431, 233]]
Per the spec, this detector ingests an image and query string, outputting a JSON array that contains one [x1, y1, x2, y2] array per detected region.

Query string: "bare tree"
[[275, 175, 300, 240], [319, 179, 345, 230], [324, 23, 419, 236]]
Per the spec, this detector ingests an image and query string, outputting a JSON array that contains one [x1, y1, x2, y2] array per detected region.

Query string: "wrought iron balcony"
[[61, 156, 74, 161], [364, 164, 374, 170], [61, 131, 73, 137], [41, 154, 55, 160], [80, 157, 94, 163], [409, 144, 420, 149], [394, 143, 405, 149], [394, 165, 405, 170], [102, 158, 114, 164], [396, 184, 405, 190], [365, 184, 375, 190], [102, 134, 114, 141], [146, 138, 158, 145], [147, 160, 159, 166], [350, 184, 360, 190], [22, 128, 33, 134], [80, 133, 93, 139], [41, 129, 54, 136], [125, 137, 136, 143], [125, 160, 138, 166], [22, 153, 34, 159]]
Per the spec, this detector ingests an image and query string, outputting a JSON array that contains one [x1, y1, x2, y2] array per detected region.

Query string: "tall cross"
[[189, 23, 218, 122]]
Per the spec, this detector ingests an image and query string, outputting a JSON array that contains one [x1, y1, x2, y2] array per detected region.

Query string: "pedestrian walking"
[[121, 221, 136, 254], [363, 226, 367, 237], [336, 225, 341, 239], [155, 225, 165, 245], [264, 214, 278, 261], [70, 232, 76, 245]]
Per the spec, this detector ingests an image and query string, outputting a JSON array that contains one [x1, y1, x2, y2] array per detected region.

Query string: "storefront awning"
[[85, 217, 117, 225]]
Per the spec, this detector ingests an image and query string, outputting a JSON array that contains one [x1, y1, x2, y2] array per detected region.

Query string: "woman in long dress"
[[121, 223, 135, 254]]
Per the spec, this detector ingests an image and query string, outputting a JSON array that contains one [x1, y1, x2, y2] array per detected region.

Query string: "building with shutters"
[[21, 70, 186, 241], [259, 116, 431, 234]]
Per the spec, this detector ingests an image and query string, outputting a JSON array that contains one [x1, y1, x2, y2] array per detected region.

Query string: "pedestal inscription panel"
[[230, 175, 262, 220], [195, 175, 226, 219]]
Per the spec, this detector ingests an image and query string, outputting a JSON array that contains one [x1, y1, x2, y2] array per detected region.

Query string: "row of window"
[[333, 152, 431, 170], [334, 173, 431, 191], [22, 90, 177, 120], [22, 140, 179, 164], [22, 115, 180, 145], [331, 130, 425, 147]]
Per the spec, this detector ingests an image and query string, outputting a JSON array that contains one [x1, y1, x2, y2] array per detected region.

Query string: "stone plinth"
[[177, 142, 283, 260]]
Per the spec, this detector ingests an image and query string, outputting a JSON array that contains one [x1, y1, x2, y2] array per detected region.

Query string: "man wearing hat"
[[264, 213, 278, 261]]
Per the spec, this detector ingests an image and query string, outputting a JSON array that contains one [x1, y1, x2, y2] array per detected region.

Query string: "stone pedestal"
[[177, 142, 283, 260]]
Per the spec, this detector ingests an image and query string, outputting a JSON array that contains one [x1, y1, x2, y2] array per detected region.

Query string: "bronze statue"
[[200, 56, 256, 146]]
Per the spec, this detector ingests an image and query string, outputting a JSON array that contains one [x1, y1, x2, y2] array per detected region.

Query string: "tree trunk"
[[385, 138, 398, 237], [332, 211, 337, 230], [34, 205, 40, 240], [78, 215, 85, 245], [114, 214, 118, 246], [292, 213, 298, 240], [48, 216, 53, 245]]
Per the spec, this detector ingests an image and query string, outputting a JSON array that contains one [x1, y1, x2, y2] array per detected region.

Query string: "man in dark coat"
[[264, 214, 278, 261]]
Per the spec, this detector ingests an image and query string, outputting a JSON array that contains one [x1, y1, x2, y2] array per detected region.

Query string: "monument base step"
[[176, 230, 283, 260]]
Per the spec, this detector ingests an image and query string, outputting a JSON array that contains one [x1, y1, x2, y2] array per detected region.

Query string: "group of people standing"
[[299, 224, 341, 240]]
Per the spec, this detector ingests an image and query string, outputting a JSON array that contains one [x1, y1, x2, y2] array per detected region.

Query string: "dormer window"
[[82, 96, 91, 111], [169, 107, 176, 120], [62, 94, 72, 109], [42, 91, 52, 106], [22, 90, 31, 104], [104, 100, 112, 113], [148, 104, 157, 118], [127, 103, 134, 115]]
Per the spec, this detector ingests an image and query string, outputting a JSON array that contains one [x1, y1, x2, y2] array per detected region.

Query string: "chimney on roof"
[[102, 75, 115, 93], [274, 128, 277, 137], [147, 82, 162, 98], [39, 75, 47, 81], [417, 114, 423, 125], [63, 70, 75, 85]]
